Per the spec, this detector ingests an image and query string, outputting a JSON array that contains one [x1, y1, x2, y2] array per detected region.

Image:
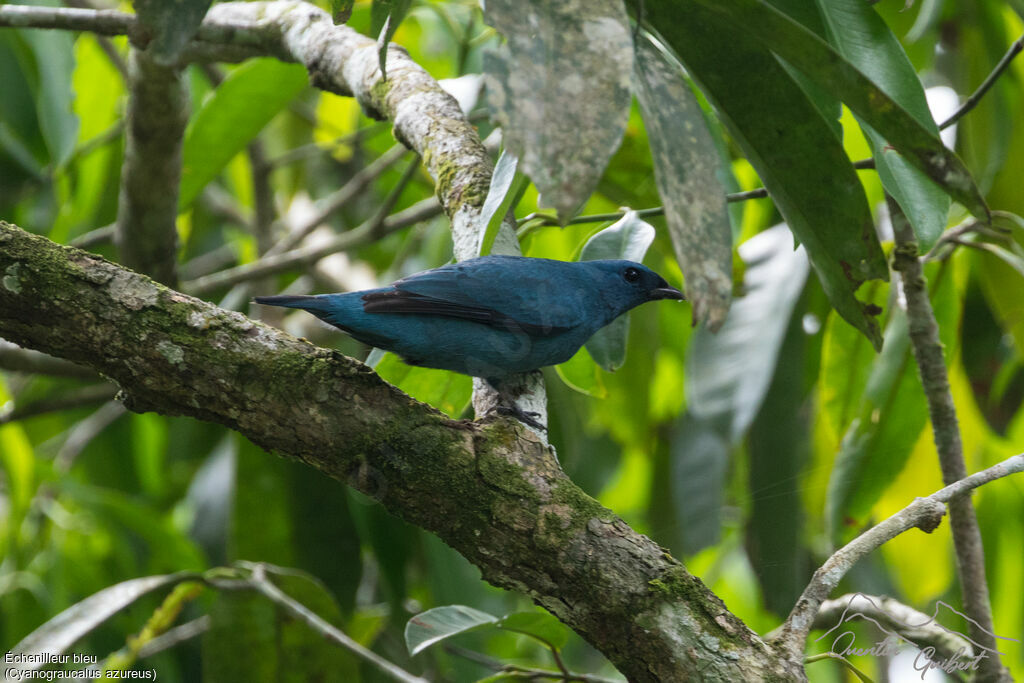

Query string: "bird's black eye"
[[623, 267, 641, 283]]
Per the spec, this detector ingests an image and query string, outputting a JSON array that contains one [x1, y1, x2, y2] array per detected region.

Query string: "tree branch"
[[181, 197, 442, 295], [773, 451, 1024, 664], [888, 199, 1011, 683], [0, 0, 544, 429], [212, 563, 428, 683], [115, 49, 188, 286], [811, 593, 975, 665], [0, 221, 805, 681]]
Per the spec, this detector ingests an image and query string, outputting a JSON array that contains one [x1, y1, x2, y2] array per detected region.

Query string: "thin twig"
[[269, 144, 410, 256], [773, 452, 1024, 659], [236, 563, 428, 683], [804, 652, 874, 683], [0, 383, 117, 425], [445, 643, 622, 683], [69, 223, 115, 249], [811, 593, 976, 665], [54, 400, 127, 472], [267, 121, 390, 168], [0, 340, 98, 379], [62, 0, 129, 78], [940, 33, 1024, 130], [888, 198, 1010, 682], [183, 196, 442, 295]]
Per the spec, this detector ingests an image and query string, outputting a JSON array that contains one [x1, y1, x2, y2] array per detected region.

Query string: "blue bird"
[[255, 255, 684, 422]]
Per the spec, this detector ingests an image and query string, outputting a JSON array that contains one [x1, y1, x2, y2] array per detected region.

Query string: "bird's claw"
[[494, 405, 547, 432]]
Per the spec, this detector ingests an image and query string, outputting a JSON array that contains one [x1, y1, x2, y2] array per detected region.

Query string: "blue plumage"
[[254, 255, 684, 381]]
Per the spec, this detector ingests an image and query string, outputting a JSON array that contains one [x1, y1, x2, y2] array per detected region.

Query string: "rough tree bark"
[[0, 222, 806, 680]]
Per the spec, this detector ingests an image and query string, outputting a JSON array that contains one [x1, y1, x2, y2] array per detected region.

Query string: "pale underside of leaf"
[[686, 224, 810, 441], [634, 33, 732, 331], [483, 0, 633, 223]]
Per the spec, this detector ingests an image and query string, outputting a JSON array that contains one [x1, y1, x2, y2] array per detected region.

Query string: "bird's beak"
[[651, 286, 686, 301]]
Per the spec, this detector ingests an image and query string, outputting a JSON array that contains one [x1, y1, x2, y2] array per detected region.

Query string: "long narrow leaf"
[[9, 572, 201, 670], [483, 0, 633, 223], [690, 0, 988, 220], [815, 0, 950, 249], [179, 59, 307, 212], [646, 1, 888, 349], [634, 32, 732, 330]]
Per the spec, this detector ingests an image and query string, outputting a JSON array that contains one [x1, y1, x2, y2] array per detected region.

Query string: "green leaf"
[[634, 32, 732, 330], [477, 150, 529, 256], [579, 210, 656, 371], [646, 1, 887, 350], [332, 0, 355, 24], [689, 0, 988, 220], [371, 0, 413, 79], [554, 346, 607, 398], [372, 351, 472, 418], [483, 0, 633, 223], [686, 226, 810, 442], [9, 572, 200, 670], [132, 0, 214, 65], [19, 1, 78, 168], [405, 605, 499, 656], [745, 292, 812, 615], [179, 59, 308, 211], [825, 310, 924, 541], [815, 0, 950, 249], [669, 412, 731, 554], [498, 611, 569, 651], [818, 280, 886, 438]]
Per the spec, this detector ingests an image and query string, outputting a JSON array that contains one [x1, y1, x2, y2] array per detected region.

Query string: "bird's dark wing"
[[362, 257, 587, 335]]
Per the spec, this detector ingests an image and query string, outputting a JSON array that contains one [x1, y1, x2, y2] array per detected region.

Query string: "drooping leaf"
[[404, 605, 498, 656], [9, 572, 200, 670], [688, 0, 988, 220], [579, 210, 656, 371], [645, 1, 888, 349], [673, 226, 809, 555], [498, 611, 570, 651], [179, 59, 308, 212], [669, 412, 731, 554], [483, 0, 633, 223], [477, 150, 529, 256], [745, 289, 813, 615], [633, 32, 732, 330], [371, 0, 413, 79], [132, 0, 214, 65], [815, 0, 950, 249], [686, 225, 810, 441], [764, 0, 843, 136]]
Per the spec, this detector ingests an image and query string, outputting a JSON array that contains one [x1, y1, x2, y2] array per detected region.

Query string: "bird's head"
[[583, 259, 685, 316]]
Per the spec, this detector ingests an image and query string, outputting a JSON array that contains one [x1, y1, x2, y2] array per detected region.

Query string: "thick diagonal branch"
[[0, 222, 804, 682]]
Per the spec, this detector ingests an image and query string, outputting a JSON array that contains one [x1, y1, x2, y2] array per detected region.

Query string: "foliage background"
[[0, 0, 1022, 681]]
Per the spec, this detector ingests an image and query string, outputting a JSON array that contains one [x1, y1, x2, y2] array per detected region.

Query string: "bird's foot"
[[494, 404, 547, 432]]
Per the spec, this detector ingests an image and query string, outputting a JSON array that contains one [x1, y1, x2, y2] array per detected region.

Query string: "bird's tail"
[[252, 294, 331, 313]]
